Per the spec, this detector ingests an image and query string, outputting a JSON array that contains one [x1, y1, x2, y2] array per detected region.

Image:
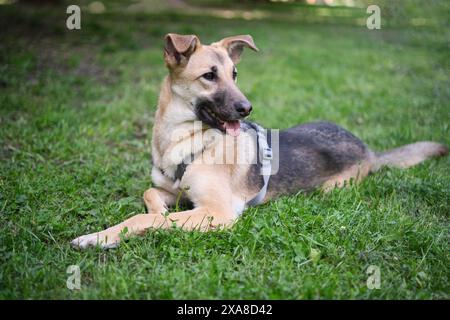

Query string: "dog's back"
[[262, 121, 448, 199]]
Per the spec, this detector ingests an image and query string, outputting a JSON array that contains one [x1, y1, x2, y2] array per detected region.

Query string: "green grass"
[[0, 1, 449, 299]]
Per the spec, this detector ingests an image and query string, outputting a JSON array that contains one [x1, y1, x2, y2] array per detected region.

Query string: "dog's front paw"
[[71, 232, 119, 249]]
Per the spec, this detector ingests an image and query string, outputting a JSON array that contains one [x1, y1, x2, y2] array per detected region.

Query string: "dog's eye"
[[202, 72, 216, 81], [232, 70, 237, 80]]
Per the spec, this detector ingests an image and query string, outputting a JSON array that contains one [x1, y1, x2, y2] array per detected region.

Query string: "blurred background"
[[2, 0, 449, 27], [1, 0, 448, 139]]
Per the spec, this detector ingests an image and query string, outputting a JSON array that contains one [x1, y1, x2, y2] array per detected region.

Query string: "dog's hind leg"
[[322, 158, 373, 192], [71, 206, 235, 249]]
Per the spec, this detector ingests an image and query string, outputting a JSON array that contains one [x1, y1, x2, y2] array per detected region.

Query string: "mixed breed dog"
[[72, 34, 448, 249]]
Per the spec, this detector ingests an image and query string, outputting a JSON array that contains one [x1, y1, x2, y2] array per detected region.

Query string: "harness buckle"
[[262, 147, 272, 160]]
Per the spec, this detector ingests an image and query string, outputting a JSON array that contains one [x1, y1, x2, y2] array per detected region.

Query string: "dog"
[[71, 33, 448, 249]]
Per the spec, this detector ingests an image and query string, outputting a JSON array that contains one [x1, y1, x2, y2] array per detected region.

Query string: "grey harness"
[[161, 122, 273, 207], [245, 122, 273, 206]]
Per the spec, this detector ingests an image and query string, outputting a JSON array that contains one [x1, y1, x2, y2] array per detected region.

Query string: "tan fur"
[[322, 160, 373, 191], [372, 141, 448, 171]]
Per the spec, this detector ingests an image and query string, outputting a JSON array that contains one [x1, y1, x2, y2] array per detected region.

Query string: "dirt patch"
[[24, 39, 119, 85], [0, 6, 119, 86]]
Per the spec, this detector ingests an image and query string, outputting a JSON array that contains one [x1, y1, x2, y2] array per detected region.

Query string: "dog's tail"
[[371, 141, 448, 172]]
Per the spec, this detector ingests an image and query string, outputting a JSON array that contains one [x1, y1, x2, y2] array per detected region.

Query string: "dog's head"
[[164, 33, 258, 136]]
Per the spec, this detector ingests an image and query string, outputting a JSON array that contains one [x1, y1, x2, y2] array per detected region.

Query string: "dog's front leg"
[[71, 187, 176, 249], [160, 207, 236, 231], [143, 187, 176, 214], [71, 207, 235, 249], [71, 213, 157, 249]]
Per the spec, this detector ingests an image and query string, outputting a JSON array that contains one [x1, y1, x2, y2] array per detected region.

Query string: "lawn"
[[0, 0, 449, 299]]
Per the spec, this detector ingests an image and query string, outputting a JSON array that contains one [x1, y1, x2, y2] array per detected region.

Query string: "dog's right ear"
[[164, 33, 200, 69]]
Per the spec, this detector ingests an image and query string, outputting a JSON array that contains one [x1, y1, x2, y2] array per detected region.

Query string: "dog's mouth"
[[197, 105, 241, 137]]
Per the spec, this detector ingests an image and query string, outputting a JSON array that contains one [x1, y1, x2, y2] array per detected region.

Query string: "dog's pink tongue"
[[224, 121, 241, 137]]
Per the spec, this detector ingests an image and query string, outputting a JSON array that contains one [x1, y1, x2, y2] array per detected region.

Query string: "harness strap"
[[246, 123, 272, 207]]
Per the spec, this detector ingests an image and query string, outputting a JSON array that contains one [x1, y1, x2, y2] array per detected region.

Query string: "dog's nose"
[[234, 100, 252, 117]]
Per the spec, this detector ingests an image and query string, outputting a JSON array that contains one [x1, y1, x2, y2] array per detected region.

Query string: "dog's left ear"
[[215, 35, 259, 64]]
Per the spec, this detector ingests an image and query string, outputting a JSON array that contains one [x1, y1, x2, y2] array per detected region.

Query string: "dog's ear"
[[215, 35, 259, 64], [164, 33, 200, 69]]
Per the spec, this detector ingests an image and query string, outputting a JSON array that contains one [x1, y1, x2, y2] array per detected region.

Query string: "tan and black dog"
[[72, 34, 448, 249]]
